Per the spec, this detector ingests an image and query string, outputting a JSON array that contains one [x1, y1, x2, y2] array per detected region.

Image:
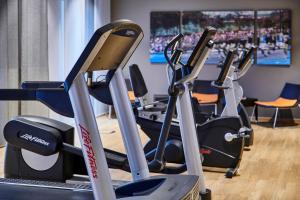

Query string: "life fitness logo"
[[20, 134, 50, 146], [79, 125, 98, 179], [200, 148, 212, 155]]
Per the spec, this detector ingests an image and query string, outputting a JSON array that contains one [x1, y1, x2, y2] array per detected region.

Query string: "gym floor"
[[0, 116, 299, 200]]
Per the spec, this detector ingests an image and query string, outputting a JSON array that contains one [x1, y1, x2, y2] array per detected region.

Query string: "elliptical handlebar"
[[164, 34, 184, 66], [211, 50, 236, 89], [211, 81, 230, 89], [175, 27, 216, 85], [236, 46, 256, 79], [238, 46, 256, 71], [164, 34, 184, 93]]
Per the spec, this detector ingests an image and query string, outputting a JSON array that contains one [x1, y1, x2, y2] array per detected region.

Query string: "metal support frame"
[[221, 66, 239, 117], [273, 107, 279, 128], [109, 68, 150, 181], [214, 103, 218, 115], [165, 43, 212, 196], [108, 105, 112, 119], [233, 82, 243, 108], [176, 83, 206, 195], [69, 73, 116, 200], [251, 104, 257, 122]]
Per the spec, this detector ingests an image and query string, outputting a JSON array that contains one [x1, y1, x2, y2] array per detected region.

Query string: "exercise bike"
[[192, 48, 255, 147], [221, 48, 255, 147], [132, 48, 255, 178]]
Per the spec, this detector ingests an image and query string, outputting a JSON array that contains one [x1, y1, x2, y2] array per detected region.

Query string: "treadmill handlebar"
[[0, 88, 74, 118], [22, 81, 64, 89], [0, 89, 36, 101]]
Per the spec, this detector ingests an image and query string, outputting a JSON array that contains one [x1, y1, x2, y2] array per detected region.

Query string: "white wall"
[[111, 0, 300, 117]]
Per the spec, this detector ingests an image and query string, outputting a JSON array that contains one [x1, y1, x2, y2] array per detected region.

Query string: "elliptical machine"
[[132, 48, 255, 178]]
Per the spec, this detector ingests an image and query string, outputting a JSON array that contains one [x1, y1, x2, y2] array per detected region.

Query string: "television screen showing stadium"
[[150, 11, 181, 63], [256, 10, 291, 65], [182, 11, 254, 65], [150, 9, 292, 66]]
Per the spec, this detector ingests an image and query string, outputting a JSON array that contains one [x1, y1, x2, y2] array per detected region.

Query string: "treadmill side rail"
[[68, 73, 116, 200], [109, 68, 150, 181]]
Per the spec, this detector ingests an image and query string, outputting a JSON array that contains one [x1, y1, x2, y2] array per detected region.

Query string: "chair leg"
[[108, 105, 112, 119], [255, 105, 258, 121], [214, 104, 217, 115], [273, 108, 279, 128], [251, 105, 257, 122]]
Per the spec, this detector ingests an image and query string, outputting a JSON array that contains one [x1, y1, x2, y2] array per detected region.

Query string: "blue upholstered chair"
[[252, 83, 300, 128]]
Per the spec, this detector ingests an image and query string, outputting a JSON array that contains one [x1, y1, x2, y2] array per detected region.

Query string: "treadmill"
[[0, 20, 200, 200]]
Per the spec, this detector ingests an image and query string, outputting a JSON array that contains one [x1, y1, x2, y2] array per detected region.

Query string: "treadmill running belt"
[[0, 183, 93, 200]]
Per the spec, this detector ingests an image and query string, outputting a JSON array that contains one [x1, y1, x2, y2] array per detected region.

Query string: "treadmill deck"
[[0, 175, 200, 200]]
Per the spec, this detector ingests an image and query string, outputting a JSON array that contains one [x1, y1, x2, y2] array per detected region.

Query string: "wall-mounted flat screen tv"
[[256, 9, 291, 65], [182, 11, 255, 64], [150, 9, 292, 66], [150, 11, 181, 63]]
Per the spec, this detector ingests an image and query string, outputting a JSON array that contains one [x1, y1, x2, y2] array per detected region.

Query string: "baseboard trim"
[[254, 117, 300, 123]]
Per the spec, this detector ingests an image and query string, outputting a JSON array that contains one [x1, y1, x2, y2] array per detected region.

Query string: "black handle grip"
[[211, 81, 229, 90], [237, 45, 256, 70], [165, 34, 184, 53], [164, 34, 184, 67]]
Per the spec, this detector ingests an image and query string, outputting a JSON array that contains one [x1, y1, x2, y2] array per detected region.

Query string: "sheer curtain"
[[0, 0, 49, 146], [20, 0, 49, 116], [47, 0, 110, 124], [0, 0, 9, 146], [0, 0, 110, 145]]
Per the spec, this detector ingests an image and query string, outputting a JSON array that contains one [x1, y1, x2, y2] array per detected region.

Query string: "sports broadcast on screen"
[[256, 10, 291, 65], [150, 9, 292, 66], [150, 11, 181, 63], [182, 11, 255, 64]]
